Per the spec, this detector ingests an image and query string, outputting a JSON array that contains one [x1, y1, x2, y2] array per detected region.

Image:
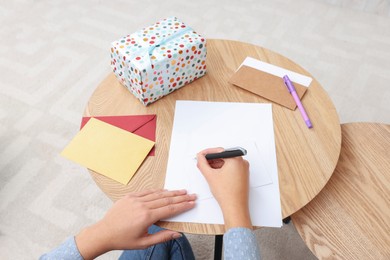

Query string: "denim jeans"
[[119, 225, 195, 260]]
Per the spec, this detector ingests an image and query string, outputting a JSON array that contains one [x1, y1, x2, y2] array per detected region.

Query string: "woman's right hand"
[[196, 148, 252, 230]]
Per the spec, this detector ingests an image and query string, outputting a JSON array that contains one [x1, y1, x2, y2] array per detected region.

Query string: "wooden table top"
[[83, 39, 341, 234], [292, 123, 390, 259]]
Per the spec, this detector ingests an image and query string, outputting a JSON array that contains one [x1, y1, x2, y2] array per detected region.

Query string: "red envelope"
[[80, 115, 157, 156]]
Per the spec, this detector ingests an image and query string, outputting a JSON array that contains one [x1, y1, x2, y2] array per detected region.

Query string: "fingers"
[[198, 147, 225, 155], [196, 152, 209, 172], [151, 198, 196, 220], [243, 159, 250, 170], [196, 147, 224, 174], [148, 193, 197, 209], [140, 189, 188, 202], [208, 159, 225, 169], [134, 190, 196, 220]]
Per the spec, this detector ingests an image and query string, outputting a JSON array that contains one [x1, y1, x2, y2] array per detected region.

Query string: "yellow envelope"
[[61, 118, 155, 185]]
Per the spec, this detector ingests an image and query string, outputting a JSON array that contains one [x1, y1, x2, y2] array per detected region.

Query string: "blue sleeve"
[[40, 236, 84, 260], [223, 227, 261, 260]]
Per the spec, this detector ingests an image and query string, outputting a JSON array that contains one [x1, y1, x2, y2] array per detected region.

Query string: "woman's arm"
[[197, 148, 261, 259], [41, 189, 196, 260]]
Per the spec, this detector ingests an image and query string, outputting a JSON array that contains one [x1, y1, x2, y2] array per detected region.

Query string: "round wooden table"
[[84, 39, 341, 234], [292, 123, 390, 259]]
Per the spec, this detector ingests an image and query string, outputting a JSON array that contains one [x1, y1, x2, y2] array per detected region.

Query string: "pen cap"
[[283, 75, 295, 93]]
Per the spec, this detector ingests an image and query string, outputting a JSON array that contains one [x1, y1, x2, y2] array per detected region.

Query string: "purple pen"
[[283, 75, 313, 128]]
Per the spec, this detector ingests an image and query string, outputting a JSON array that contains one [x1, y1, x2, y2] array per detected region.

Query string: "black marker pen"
[[205, 147, 247, 160]]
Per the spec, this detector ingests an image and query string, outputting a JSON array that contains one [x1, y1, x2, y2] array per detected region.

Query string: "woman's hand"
[[75, 189, 196, 259], [197, 148, 252, 230]]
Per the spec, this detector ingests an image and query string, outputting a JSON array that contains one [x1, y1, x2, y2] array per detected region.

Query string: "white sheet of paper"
[[164, 101, 282, 227], [239, 56, 313, 87]]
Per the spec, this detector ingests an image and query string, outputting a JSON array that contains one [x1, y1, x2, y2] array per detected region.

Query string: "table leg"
[[214, 235, 223, 260], [283, 216, 291, 224]]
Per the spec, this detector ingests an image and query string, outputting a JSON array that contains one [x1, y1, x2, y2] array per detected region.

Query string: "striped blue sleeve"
[[40, 236, 84, 260], [223, 227, 261, 260]]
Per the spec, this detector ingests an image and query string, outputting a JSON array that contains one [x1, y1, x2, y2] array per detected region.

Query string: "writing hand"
[[197, 147, 252, 230]]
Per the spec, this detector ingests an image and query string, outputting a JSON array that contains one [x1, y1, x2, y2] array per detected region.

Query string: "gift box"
[[110, 17, 207, 106]]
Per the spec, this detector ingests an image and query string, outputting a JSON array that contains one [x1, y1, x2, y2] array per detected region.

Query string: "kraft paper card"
[[61, 118, 155, 185], [81, 115, 156, 156], [229, 65, 308, 110]]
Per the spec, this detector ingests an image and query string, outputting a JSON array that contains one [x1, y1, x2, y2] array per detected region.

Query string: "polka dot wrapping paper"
[[110, 17, 207, 106]]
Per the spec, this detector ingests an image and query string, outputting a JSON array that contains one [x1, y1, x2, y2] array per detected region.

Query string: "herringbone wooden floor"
[[1, 0, 389, 259]]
